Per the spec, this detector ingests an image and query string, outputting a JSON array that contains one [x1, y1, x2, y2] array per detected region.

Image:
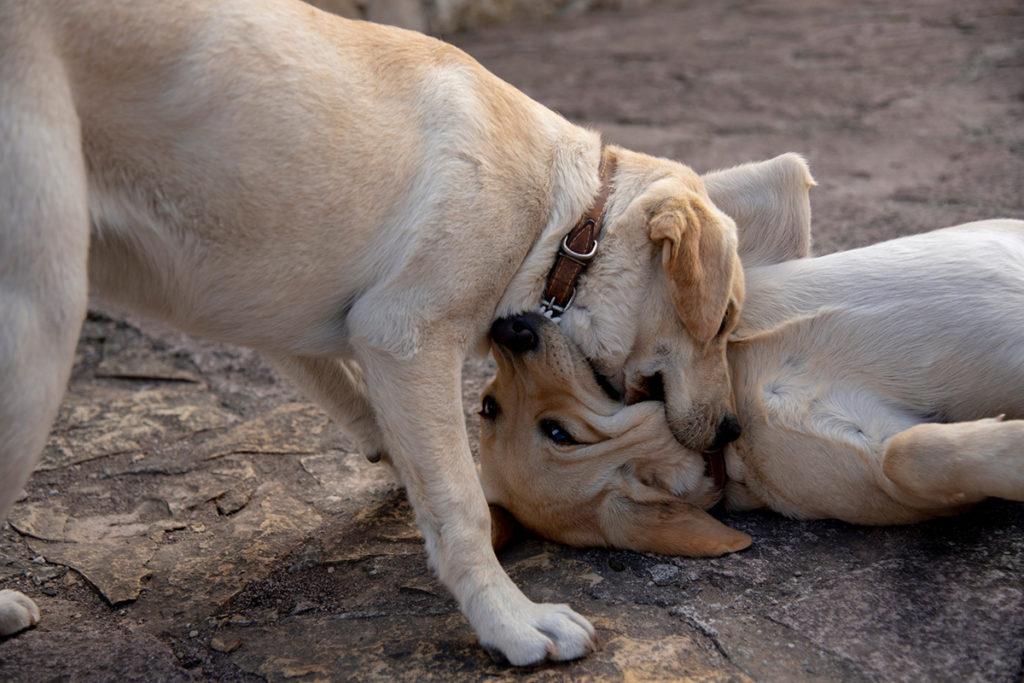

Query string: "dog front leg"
[[883, 418, 1024, 508], [355, 341, 596, 666], [271, 355, 386, 461]]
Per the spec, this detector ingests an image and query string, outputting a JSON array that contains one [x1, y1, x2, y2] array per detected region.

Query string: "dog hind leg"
[[271, 355, 386, 460], [883, 418, 1024, 508], [0, 44, 90, 634]]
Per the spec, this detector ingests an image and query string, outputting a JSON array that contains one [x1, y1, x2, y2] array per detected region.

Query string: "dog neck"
[[539, 149, 617, 321], [493, 135, 607, 325]]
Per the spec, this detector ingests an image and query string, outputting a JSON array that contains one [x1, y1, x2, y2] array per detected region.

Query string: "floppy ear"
[[702, 152, 815, 267], [649, 192, 737, 341], [599, 495, 751, 557]]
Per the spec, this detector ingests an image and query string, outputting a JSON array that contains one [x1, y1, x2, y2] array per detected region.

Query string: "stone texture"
[[9, 501, 185, 605], [2, 1, 1023, 681]]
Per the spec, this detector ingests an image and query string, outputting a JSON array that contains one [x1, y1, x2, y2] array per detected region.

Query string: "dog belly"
[[86, 191, 365, 358], [731, 340, 956, 523], [742, 223, 1024, 422], [733, 417, 948, 525]]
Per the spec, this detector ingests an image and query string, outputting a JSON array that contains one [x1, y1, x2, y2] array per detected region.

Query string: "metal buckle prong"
[[539, 289, 576, 321]]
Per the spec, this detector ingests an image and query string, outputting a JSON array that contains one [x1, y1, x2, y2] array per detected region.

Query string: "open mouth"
[[626, 372, 665, 404], [702, 448, 728, 493]]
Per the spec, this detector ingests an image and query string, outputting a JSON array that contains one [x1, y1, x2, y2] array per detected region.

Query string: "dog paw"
[[476, 599, 597, 666], [0, 589, 41, 637]]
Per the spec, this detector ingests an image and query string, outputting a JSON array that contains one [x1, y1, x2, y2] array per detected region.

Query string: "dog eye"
[[479, 395, 500, 420], [539, 419, 580, 445]]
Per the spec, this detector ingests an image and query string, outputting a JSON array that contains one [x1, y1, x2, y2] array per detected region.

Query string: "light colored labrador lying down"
[[0, 0, 752, 663], [480, 192, 1024, 555]]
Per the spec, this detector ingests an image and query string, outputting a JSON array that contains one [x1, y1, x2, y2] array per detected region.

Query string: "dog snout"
[[709, 414, 742, 451], [490, 314, 540, 353]]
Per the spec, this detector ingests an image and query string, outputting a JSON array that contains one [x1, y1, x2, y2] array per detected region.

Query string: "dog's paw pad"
[[0, 589, 41, 637]]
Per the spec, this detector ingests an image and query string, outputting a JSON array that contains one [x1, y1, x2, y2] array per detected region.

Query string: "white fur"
[[728, 219, 1024, 523]]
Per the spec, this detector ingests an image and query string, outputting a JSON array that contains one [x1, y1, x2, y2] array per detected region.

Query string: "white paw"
[[475, 597, 597, 666], [0, 589, 40, 637]]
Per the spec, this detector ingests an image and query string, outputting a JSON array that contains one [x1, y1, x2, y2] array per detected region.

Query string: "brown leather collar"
[[540, 149, 617, 320]]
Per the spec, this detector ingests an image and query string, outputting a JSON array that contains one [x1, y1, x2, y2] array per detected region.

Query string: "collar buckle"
[[559, 228, 599, 264], [538, 149, 616, 320]]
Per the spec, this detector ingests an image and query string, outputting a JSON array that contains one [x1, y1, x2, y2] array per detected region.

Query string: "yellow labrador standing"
[[0, 0, 746, 663], [479, 158, 1024, 553]]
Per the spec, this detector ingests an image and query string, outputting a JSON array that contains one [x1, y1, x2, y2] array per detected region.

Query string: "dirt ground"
[[2, 0, 1023, 680]]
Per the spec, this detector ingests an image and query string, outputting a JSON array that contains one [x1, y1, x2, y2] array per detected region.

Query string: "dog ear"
[[595, 452, 752, 556], [599, 495, 751, 557], [649, 192, 737, 341], [702, 153, 815, 267]]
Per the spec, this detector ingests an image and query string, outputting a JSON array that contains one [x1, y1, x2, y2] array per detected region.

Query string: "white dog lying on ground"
[[480, 168, 1024, 554]]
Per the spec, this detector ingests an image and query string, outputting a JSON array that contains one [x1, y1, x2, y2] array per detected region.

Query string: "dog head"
[[480, 312, 751, 556], [556, 147, 745, 453], [481, 153, 815, 555]]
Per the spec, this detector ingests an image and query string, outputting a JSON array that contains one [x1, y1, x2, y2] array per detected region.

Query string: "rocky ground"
[[2, 0, 1023, 680]]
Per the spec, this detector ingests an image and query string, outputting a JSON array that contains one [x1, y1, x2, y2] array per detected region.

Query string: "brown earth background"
[[2, 0, 1023, 680]]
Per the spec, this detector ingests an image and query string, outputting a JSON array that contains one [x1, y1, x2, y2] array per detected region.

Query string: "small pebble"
[[649, 564, 680, 586], [210, 636, 242, 653]]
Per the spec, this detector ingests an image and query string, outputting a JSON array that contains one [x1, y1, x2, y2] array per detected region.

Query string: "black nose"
[[710, 414, 742, 450], [490, 315, 539, 353]]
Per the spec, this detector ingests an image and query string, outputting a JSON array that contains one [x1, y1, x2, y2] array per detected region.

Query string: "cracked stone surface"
[[2, 0, 1023, 680]]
